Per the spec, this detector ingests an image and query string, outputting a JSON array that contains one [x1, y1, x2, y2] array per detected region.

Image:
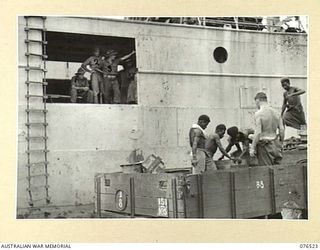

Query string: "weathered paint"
[[17, 17, 307, 209]]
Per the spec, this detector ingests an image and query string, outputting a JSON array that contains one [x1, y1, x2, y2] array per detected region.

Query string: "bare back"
[[255, 106, 281, 139]]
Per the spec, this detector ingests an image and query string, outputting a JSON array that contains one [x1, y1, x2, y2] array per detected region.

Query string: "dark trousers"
[[256, 139, 283, 166], [103, 77, 121, 104], [91, 72, 103, 104]]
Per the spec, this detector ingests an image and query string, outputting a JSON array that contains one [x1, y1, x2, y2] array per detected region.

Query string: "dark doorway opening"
[[46, 31, 137, 104]]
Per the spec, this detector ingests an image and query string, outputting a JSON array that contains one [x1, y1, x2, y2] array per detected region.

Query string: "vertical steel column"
[[269, 167, 276, 215], [171, 178, 178, 218], [196, 174, 204, 218], [130, 177, 135, 218], [230, 171, 236, 218], [302, 164, 308, 218], [96, 177, 101, 218]]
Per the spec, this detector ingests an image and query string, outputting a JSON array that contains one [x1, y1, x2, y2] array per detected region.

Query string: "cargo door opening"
[[46, 31, 137, 104]]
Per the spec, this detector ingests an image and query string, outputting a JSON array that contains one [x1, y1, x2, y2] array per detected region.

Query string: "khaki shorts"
[[192, 150, 217, 174]]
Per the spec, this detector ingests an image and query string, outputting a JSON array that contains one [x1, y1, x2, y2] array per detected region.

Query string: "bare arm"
[[192, 136, 200, 158], [119, 51, 135, 62], [81, 57, 93, 73], [225, 142, 234, 153], [289, 87, 306, 97], [218, 141, 233, 160], [251, 114, 262, 155], [281, 93, 287, 116], [191, 129, 202, 164], [238, 129, 254, 159], [214, 135, 232, 160], [235, 143, 242, 152], [239, 140, 249, 159], [278, 116, 285, 143]]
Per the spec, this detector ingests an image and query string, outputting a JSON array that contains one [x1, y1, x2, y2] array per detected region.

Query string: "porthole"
[[213, 47, 228, 63]]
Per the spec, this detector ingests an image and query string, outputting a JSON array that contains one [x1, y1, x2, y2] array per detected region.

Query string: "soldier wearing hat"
[[70, 69, 94, 103], [81, 47, 103, 103], [280, 77, 306, 130], [250, 92, 284, 166], [100, 49, 135, 104]]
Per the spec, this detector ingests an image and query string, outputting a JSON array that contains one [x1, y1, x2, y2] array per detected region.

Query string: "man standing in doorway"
[[250, 92, 284, 166], [281, 77, 306, 129], [81, 47, 103, 104], [101, 49, 135, 104], [189, 115, 211, 174]]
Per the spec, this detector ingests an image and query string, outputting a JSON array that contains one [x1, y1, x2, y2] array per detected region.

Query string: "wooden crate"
[[184, 163, 307, 218], [95, 162, 307, 218], [95, 172, 187, 218]]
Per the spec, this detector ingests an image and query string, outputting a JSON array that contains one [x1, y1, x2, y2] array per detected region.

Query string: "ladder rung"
[[25, 94, 48, 99], [26, 161, 49, 167], [26, 173, 49, 180], [27, 185, 50, 192], [25, 81, 48, 85], [25, 67, 47, 72], [26, 149, 49, 154], [25, 53, 48, 59], [26, 136, 48, 140], [25, 109, 48, 113], [25, 27, 46, 32], [25, 122, 48, 126], [25, 39, 48, 45]]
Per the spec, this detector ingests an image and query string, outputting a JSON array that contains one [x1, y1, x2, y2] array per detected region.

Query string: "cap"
[[254, 92, 268, 100], [105, 49, 118, 57], [76, 68, 85, 75]]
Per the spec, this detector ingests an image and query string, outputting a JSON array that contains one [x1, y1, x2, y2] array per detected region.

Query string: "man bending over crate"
[[205, 124, 233, 170], [250, 92, 284, 166], [218, 126, 256, 165]]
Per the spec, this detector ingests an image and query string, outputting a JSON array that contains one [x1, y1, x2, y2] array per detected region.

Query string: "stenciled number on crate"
[[157, 197, 168, 217], [115, 190, 127, 211], [256, 180, 265, 189]]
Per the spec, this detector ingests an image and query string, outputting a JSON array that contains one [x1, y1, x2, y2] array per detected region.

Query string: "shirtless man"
[[218, 126, 255, 164], [250, 92, 284, 166], [281, 77, 306, 130], [189, 115, 211, 174], [205, 124, 233, 169]]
